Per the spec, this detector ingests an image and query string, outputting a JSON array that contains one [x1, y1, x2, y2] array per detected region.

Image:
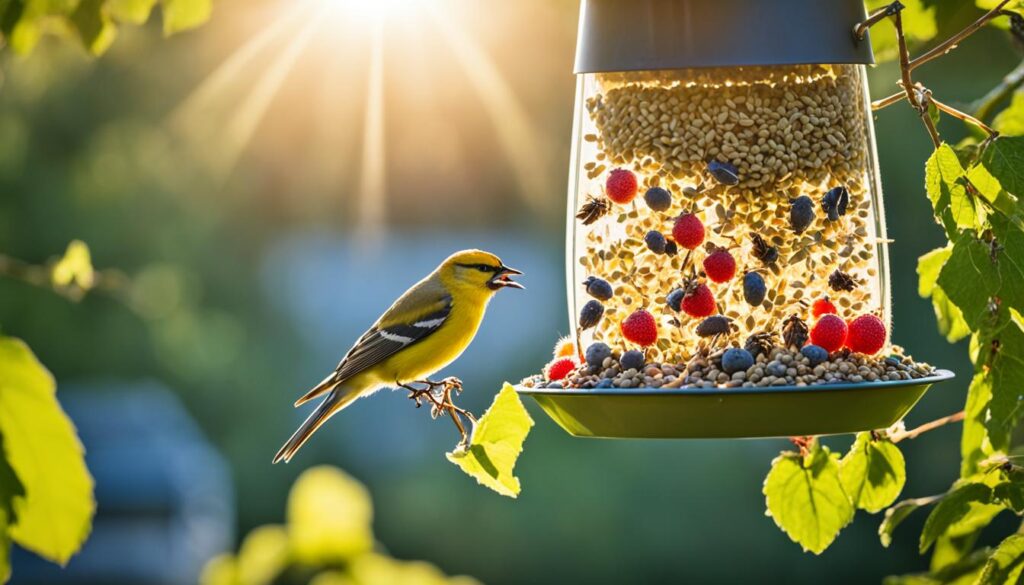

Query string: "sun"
[[322, 0, 419, 26]]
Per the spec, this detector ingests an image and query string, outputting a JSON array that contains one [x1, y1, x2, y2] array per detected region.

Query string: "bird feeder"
[[518, 0, 953, 438]]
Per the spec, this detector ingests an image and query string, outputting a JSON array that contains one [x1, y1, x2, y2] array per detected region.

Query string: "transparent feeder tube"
[[566, 64, 891, 362]]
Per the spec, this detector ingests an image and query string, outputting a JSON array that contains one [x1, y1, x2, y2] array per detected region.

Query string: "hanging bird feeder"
[[517, 0, 954, 438]]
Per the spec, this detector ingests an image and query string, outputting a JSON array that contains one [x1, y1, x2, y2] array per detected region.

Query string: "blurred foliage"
[[0, 0, 211, 55], [201, 466, 478, 585], [446, 383, 533, 498], [0, 337, 94, 578]]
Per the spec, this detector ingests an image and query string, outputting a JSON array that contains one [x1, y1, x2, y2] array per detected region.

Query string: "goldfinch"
[[273, 249, 523, 463]]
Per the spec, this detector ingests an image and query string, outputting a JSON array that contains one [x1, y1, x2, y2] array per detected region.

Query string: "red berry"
[[809, 314, 848, 353], [546, 357, 577, 381], [672, 213, 705, 249], [681, 284, 716, 318], [846, 314, 887, 355], [703, 248, 736, 283], [605, 169, 638, 204], [811, 297, 837, 318], [621, 309, 658, 346]]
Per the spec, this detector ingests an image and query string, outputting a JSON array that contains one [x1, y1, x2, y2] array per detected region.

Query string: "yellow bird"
[[273, 249, 523, 463]]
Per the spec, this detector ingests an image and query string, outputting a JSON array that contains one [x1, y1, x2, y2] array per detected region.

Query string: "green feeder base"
[[516, 370, 955, 439]]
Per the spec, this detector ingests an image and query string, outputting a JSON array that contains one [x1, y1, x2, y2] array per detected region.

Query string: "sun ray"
[[424, 2, 553, 212], [354, 19, 387, 241]]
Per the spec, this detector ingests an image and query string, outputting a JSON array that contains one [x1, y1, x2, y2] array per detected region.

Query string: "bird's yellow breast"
[[372, 296, 489, 386]]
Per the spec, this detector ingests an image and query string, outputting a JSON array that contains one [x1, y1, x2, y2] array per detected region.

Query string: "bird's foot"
[[402, 377, 476, 447]]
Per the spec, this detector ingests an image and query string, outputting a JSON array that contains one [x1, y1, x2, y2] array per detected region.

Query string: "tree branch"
[[894, 9, 942, 147], [908, 0, 1013, 71], [890, 411, 966, 443]]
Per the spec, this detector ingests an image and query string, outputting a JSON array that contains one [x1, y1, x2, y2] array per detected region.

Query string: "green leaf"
[[287, 466, 373, 564], [967, 162, 1022, 220], [883, 548, 991, 585], [918, 246, 970, 342], [160, 0, 211, 35], [986, 314, 1024, 449], [920, 483, 994, 553], [982, 136, 1024, 198], [926, 144, 981, 232], [979, 534, 1024, 585], [866, 0, 938, 62], [937, 228, 1024, 330], [51, 240, 95, 291], [994, 92, 1024, 137], [839, 433, 906, 513], [962, 372, 995, 477], [70, 0, 117, 56], [108, 0, 157, 24], [764, 441, 854, 554], [994, 481, 1024, 513], [880, 497, 933, 548], [446, 383, 534, 498], [0, 337, 94, 565]]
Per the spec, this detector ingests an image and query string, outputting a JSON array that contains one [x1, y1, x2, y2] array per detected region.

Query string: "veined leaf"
[[839, 433, 906, 513], [979, 534, 1024, 585], [962, 372, 995, 477], [920, 483, 995, 553], [447, 383, 534, 498], [937, 226, 1024, 330], [764, 441, 854, 554], [926, 144, 981, 232], [287, 466, 373, 564], [986, 314, 1024, 449], [883, 548, 991, 585], [880, 497, 935, 548], [982, 136, 1024, 199], [0, 337, 94, 565], [918, 246, 970, 342]]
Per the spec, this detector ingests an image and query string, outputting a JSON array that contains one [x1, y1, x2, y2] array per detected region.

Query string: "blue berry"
[[644, 230, 667, 254], [582, 276, 613, 301], [742, 271, 767, 306], [643, 187, 673, 211], [707, 160, 740, 186], [595, 378, 614, 388], [619, 350, 645, 371], [801, 344, 829, 366], [722, 348, 754, 374], [790, 196, 816, 234], [579, 300, 604, 330], [585, 342, 612, 368], [767, 361, 787, 377], [664, 241, 679, 256], [821, 186, 850, 222], [666, 287, 685, 312]]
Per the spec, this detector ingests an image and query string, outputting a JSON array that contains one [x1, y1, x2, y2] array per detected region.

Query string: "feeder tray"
[[517, 370, 954, 439]]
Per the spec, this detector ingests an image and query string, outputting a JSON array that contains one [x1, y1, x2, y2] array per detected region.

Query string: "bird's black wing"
[[332, 295, 453, 384]]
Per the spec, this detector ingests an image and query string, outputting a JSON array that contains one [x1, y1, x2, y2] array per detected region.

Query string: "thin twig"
[[890, 410, 966, 443], [931, 96, 999, 136], [894, 9, 942, 147], [909, 0, 1013, 71], [872, 91, 907, 111]]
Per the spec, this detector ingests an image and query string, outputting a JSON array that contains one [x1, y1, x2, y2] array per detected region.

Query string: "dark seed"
[[644, 230, 667, 254], [707, 160, 740, 186], [579, 300, 604, 330], [583, 276, 614, 300], [696, 315, 733, 337], [790, 196, 815, 234]]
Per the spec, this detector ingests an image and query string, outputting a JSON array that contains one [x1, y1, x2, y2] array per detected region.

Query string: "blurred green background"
[[0, 0, 1018, 583]]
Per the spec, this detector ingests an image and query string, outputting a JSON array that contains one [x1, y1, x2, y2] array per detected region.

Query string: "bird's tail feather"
[[294, 372, 339, 407], [273, 385, 361, 464]]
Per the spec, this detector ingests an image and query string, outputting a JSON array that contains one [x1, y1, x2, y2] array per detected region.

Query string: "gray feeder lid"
[[574, 0, 874, 73]]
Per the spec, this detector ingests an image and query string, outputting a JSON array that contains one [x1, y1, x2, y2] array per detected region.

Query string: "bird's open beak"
[[489, 265, 524, 290]]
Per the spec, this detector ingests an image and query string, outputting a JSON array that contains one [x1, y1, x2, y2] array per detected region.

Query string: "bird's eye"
[[476, 265, 491, 272]]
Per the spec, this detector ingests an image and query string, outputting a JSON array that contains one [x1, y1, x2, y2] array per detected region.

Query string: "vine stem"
[[894, 8, 942, 147], [890, 410, 966, 443], [970, 59, 1024, 122]]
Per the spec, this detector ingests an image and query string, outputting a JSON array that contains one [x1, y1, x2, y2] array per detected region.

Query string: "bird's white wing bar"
[[332, 296, 453, 384]]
